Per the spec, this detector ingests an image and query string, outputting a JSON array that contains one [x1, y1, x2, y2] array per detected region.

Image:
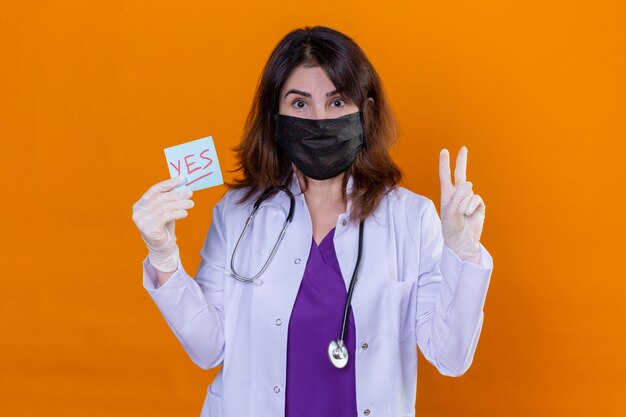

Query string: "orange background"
[[1, 1, 625, 416]]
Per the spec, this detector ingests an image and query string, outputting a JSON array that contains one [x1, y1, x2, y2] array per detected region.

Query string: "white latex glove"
[[131, 175, 194, 272], [438, 146, 486, 264]]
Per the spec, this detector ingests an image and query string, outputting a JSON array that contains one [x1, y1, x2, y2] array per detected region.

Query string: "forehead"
[[280, 65, 337, 95]]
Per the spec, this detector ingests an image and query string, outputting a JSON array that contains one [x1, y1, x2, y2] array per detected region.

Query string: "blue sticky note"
[[164, 136, 224, 191]]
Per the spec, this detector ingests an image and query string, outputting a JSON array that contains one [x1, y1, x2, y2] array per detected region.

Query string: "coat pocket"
[[386, 281, 417, 342], [200, 384, 222, 417]]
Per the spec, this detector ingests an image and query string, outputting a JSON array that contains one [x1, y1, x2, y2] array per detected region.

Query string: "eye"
[[293, 99, 307, 109], [331, 98, 347, 107]]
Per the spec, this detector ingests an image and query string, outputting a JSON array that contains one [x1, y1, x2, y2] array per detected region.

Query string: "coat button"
[[294, 258, 301, 264], [274, 385, 281, 393], [342, 218, 348, 226], [364, 409, 370, 416], [361, 342, 369, 350], [275, 318, 282, 326]]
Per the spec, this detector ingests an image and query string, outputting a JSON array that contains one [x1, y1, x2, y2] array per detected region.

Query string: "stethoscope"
[[227, 185, 364, 369]]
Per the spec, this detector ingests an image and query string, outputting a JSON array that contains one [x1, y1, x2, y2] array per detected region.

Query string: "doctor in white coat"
[[132, 25, 494, 417]]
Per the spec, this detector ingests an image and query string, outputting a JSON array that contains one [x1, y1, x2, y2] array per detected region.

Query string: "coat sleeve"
[[142, 194, 228, 370], [413, 198, 494, 377]]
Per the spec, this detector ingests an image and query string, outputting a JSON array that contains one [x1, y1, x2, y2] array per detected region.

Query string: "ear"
[[367, 97, 374, 106]]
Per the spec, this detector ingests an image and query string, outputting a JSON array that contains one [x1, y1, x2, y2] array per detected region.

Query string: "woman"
[[132, 26, 493, 417]]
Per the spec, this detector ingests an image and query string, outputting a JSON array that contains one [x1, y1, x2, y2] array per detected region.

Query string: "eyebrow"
[[283, 89, 340, 98]]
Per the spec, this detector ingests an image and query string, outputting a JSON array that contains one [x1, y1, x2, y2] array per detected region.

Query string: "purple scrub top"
[[285, 227, 358, 417]]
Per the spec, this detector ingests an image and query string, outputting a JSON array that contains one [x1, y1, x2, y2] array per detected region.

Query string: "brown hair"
[[228, 25, 402, 222]]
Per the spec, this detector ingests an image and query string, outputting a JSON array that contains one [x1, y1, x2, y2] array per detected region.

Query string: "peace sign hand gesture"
[[439, 146, 486, 263]]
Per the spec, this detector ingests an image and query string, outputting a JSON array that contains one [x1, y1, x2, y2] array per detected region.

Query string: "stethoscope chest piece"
[[328, 339, 349, 369]]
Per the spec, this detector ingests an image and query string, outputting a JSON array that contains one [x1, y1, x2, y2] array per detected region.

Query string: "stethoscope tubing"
[[229, 186, 295, 283], [228, 184, 364, 368], [340, 219, 364, 343]]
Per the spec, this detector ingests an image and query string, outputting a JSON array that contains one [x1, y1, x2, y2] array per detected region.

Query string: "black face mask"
[[272, 110, 366, 180]]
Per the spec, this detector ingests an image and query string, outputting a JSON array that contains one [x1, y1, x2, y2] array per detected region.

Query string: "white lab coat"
[[142, 173, 494, 417]]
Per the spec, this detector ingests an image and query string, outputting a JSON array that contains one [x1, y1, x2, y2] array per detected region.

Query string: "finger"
[[150, 188, 193, 207], [144, 176, 187, 199], [458, 193, 474, 215], [135, 197, 192, 231], [439, 149, 454, 204], [132, 199, 144, 214], [162, 209, 188, 224], [464, 194, 485, 217], [161, 199, 195, 213], [471, 194, 486, 216], [450, 181, 473, 205], [465, 195, 479, 216], [454, 146, 468, 184]]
